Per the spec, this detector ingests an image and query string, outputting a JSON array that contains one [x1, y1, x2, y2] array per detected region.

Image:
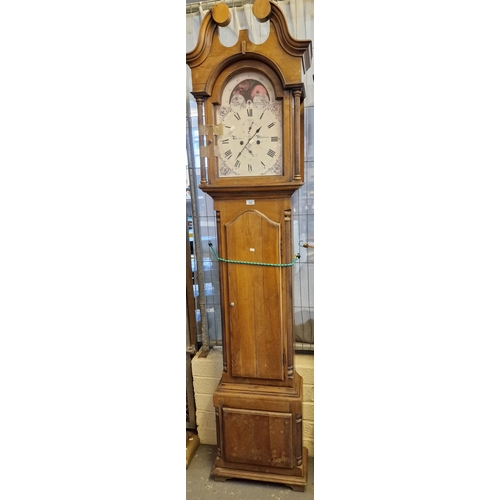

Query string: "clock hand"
[[244, 126, 262, 147], [234, 126, 262, 160], [250, 126, 262, 139], [234, 148, 245, 162]]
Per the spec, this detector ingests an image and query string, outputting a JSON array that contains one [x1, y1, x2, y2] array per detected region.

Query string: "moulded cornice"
[[186, 2, 312, 88]]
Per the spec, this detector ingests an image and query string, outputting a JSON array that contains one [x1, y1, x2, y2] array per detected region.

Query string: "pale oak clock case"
[[186, 0, 312, 491]]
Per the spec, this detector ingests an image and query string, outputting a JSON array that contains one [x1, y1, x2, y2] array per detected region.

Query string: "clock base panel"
[[212, 447, 308, 492], [212, 372, 307, 490]]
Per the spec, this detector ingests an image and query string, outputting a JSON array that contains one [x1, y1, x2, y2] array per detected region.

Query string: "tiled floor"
[[186, 443, 314, 499]]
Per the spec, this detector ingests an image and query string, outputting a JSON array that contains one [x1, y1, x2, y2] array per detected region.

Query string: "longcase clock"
[[186, 0, 312, 491]]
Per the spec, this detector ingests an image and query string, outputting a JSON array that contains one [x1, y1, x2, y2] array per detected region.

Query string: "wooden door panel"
[[226, 210, 284, 380]]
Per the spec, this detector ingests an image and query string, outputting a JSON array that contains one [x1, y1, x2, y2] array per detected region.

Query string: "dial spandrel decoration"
[[216, 71, 283, 177]]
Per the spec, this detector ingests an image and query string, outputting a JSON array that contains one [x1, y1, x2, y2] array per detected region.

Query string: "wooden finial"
[[252, 0, 272, 22], [212, 3, 231, 27]]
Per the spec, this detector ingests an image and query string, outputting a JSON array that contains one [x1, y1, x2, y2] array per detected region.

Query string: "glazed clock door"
[[225, 210, 285, 381], [215, 70, 283, 178]]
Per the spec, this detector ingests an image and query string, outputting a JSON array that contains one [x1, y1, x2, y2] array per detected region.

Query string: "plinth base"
[[212, 446, 308, 491], [212, 372, 307, 491]]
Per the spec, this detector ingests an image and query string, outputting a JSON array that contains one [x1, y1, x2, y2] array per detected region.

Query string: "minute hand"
[[234, 126, 262, 160], [248, 126, 262, 143]]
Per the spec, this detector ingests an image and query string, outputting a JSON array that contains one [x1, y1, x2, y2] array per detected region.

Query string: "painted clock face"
[[215, 71, 282, 177]]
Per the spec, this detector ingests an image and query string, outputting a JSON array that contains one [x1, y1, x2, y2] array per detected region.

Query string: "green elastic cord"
[[208, 242, 300, 267]]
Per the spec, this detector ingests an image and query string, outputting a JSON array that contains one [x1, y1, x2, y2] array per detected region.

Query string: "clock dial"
[[216, 72, 282, 177]]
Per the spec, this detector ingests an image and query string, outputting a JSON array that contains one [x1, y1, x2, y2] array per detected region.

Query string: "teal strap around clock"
[[208, 242, 300, 267]]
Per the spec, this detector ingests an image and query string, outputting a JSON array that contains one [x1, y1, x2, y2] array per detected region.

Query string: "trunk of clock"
[[208, 193, 307, 490]]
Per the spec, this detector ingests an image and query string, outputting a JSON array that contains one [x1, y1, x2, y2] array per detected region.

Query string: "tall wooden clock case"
[[186, 0, 312, 491]]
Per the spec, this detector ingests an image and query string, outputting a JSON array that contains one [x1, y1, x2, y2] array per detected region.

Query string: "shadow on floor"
[[186, 443, 314, 499]]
